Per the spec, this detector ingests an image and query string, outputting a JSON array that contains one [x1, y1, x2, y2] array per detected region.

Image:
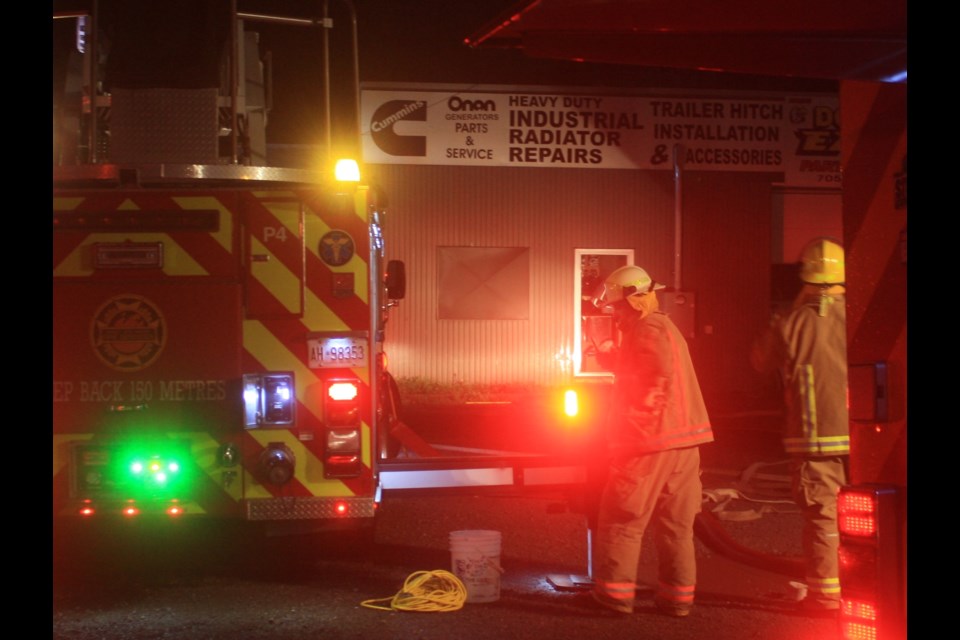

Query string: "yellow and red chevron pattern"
[[840, 81, 907, 488], [53, 185, 380, 520]]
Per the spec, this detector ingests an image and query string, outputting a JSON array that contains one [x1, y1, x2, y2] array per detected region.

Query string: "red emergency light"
[[840, 619, 878, 640], [323, 378, 363, 478], [837, 485, 904, 640], [328, 381, 359, 402], [839, 491, 879, 536]]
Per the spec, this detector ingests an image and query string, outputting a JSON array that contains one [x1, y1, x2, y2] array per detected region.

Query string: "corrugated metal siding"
[[370, 163, 778, 409], [373, 163, 671, 386]]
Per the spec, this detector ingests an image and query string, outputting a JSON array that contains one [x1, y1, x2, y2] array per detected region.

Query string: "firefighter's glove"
[[643, 378, 669, 412]]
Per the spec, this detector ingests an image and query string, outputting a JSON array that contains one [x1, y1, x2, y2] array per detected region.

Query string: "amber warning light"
[[563, 389, 579, 418], [334, 159, 360, 183]]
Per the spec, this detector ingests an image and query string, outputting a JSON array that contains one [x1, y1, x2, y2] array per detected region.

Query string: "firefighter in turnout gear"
[[750, 237, 850, 613], [590, 265, 714, 617]]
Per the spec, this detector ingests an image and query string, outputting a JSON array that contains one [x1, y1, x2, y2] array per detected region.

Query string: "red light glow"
[[839, 490, 881, 536], [840, 492, 877, 514], [840, 620, 877, 640], [79, 506, 96, 517], [840, 513, 877, 537], [122, 506, 140, 517], [335, 502, 348, 515], [167, 505, 184, 516], [842, 598, 877, 621], [838, 545, 856, 569], [328, 382, 359, 402]]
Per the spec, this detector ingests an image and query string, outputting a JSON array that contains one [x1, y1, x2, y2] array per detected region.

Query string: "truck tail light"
[[323, 378, 362, 478], [838, 485, 904, 640]]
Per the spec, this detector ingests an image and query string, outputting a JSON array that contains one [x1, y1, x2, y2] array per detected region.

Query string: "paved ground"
[[54, 404, 843, 640], [53, 489, 834, 640]]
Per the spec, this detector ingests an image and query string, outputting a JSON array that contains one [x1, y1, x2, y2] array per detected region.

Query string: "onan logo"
[[370, 100, 426, 157], [447, 96, 497, 112], [90, 294, 166, 372]]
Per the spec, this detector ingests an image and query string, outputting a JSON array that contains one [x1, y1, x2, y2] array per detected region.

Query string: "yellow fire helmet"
[[594, 265, 666, 306], [799, 237, 845, 284]]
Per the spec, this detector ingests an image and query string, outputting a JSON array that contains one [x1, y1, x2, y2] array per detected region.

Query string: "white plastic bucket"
[[449, 529, 502, 603]]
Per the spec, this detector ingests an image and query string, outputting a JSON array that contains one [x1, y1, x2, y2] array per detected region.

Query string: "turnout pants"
[[592, 446, 702, 614], [791, 456, 849, 606]]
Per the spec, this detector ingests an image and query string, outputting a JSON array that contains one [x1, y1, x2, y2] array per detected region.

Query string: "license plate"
[[308, 336, 368, 368]]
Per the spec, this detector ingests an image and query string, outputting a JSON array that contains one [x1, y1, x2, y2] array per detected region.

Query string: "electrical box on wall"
[[659, 291, 696, 338]]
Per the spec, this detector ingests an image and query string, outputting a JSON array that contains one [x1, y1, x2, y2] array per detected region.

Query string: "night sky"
[[53, 1, 837, 150]]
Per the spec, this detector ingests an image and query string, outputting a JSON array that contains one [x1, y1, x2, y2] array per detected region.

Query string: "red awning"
[[465, 0, 907, 83]]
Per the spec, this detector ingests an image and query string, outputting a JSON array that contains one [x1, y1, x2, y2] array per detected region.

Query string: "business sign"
[[361, 87, 840, 188]]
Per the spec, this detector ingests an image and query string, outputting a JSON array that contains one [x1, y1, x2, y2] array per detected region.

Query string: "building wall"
[[369, 163, 787, 411]]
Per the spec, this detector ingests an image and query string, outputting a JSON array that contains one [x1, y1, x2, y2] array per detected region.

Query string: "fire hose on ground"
[[694, 510, 804, 578], [695, 461, 804, 578]]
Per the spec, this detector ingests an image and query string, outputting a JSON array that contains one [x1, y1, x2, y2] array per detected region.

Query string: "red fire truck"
[[53, 1, 406, 535], [832, 80, 906, 640]]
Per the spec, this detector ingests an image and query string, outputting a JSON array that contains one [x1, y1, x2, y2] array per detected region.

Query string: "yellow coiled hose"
[[361, 570, 469, 612]]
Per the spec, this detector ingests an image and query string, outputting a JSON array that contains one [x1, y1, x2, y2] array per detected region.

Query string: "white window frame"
[[573, 248, 633, 377]]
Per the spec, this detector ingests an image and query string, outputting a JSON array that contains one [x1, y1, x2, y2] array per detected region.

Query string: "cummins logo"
[[370, 100, 426, 156]]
